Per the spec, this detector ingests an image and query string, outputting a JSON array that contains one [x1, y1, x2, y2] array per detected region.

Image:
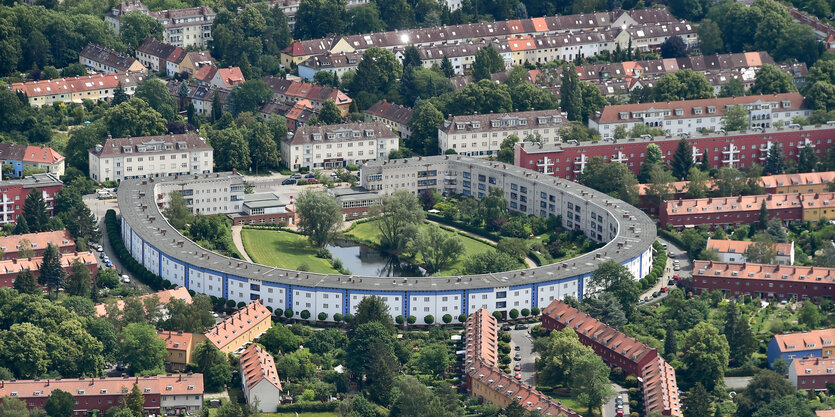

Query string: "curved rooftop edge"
[[117, 155, 656, 322]]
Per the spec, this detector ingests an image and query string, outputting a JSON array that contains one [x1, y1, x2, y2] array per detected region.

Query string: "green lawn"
[[241, 229, 338, 274], [209, 409, 336, 417], [343, 219, 509, 276]]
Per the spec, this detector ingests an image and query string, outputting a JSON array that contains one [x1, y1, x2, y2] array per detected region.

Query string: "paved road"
[[83, 192, 145, 291], [724, 376, 753, 389], [231, 225, 253, 262], [639, 237, 692, 304], [508, 328, 537, 386], [602, 384, 629, 417]]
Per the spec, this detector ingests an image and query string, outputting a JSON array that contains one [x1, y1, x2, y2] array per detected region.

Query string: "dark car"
[[501, 324, 512, 331], [514, 345, 521, 351], [514, 324, 528, 330], [282, 179, 296, 185], [304, 173, 315, 178]]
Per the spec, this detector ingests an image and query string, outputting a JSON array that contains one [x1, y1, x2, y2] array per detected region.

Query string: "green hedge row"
[[274, 402, 339, 412], [638, 241, 668, 290], [105, 209, 170, 291]]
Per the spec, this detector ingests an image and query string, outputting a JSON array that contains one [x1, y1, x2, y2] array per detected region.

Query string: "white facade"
[[88, 134, 213, 183], [281, 123, 399, 171], [438, 110, 564, 157], [156, 172, 246, 215]]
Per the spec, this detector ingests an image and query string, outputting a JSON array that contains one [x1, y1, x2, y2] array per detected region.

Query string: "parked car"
[[514, 324, 528, 330], [674, 265, 681, 271], [282, 179, 296, 185], [514, 345, 521, 351], [501, 324, 512, 331], [514, 363, 521, 371], [304, 173, 315, 178], [652, 291, 660, 297], [514, 372, 521, 380], [105, 260, 112, 268], [307, 178, 318, 184], [121, 275, 130, 283], [514, 353, 522, 361], [616, 410, 623, 417], [660, 287, 668, 293], [291, 174, 302, 179], [672, 274, 679, 280]]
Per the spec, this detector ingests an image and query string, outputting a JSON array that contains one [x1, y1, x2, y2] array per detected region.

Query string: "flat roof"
[[118, 158, 655, 292]]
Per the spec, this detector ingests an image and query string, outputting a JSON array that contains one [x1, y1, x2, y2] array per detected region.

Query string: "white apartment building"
[[280, 122, 399, 171], [156, 172, 246, 215], [438, 110, 564, 157], [589, 93, 811, 137], [705, 237, 796, 265], [89, 133, 213, 183]]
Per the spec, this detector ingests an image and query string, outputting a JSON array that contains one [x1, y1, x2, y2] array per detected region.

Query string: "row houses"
[[541, 301, 682, 417], [364, 100, 413, 138], [692, 261, 835, 303], [768, 329, 835, 368], [136, 38, 214, 77], [515, 114, 833, 182], [94, 287, 192, 317], [0, 174, 64, 225], [0, 374, 204, 416], [464, 309, 580, 416], [659, 191, 835, 228], [264, 77, 352, 116], [0, 251, 98, 289], [203, 300, 272, 354], [297, 23, 696, 80], [9, 72, 144, 108], [705, 238, 796, 265], [240, 344, 283, 412], [0, 143, 65, 178], [0, 230, 76, 260], [106, 0, 215, 48], [281, 8, 680, 66], [79, 43, 146, 74]]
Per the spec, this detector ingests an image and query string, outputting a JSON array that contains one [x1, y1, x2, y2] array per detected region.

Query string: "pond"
[[326, 239, 426, 277]]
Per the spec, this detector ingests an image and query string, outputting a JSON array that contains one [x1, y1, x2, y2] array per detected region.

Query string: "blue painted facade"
[[767, 337, 823, 368]]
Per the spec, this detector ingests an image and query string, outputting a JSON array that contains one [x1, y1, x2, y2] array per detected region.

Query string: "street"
[[83, 192, 144, 291], [639, 237, 692, 304], [602, 384, 628, 417]]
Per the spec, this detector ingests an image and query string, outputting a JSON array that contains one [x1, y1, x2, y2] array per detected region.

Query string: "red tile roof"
[[0, 230, 74, 254], [157, 330, 195, 352], [95, 287, 192, 317], [263, 77, 352, 106], [772, 329, 835, 353], [791, 357, 835, 376], [0, 374, 203, 398], [694, 261, 835, 287], [203, 300, 271, 351], [816, 410, 835, 417], [760, 172, 835, 189], [706, 239, 793, 257], [9, 73, 144, 98], [465, 308, 498, 368], [240, 344, 282, 391], [216, 67, 245, 87], [0, 251, 96, 275], [23, 145, 65, 164], [664, 193, 801, 216]]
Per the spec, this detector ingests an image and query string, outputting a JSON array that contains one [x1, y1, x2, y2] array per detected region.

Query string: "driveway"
[[602, 384, 629, 417], [83, 192, 145, 291], [639, 237, 692, 304], [724, 376, 752, 389], [508, 328, 538, 386]]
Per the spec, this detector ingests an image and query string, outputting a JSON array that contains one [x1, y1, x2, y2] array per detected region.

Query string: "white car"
[[121, 275, 130, 283]]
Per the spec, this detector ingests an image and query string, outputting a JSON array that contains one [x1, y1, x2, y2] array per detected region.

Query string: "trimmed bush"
[[509, 309, 519, 319], [301, 310, 311, 319], [344, 313, 355, 323], [521, 308, 530, 317], [188, 290, 196, 297], [407, 315, 417, 324], [493, 311, 503, 321], [458, 314, 468, 323], [275, 402, 338, 412], [442, 314, 452, 324], [334, 313, 343, 322], [237, 301, 246, 308], [226, 300, 237, 308], [266, 306, 273, 313], [531, 307, 540, 316], [424, 315, 434, 325], [284, 309, 294, 318], [395, 315, 405, 325], [318, 312, 327, 321], [274, 308, 283, 317]]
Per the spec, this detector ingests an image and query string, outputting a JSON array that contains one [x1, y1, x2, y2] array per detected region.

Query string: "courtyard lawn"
[[343, 219, 515, 276], [241, 229, 338, 274]]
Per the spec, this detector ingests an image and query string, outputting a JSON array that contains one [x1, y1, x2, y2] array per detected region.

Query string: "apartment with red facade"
[[0, 252, 97, 289], [789, 358, 835, 391], [692, 261, 835, 300], [0, 230, 75, 260]]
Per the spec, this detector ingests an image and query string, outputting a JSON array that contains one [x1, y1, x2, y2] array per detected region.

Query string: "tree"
[[461, 250, 519, 274], [229, 80, 273, 116], [638, 143, 664, 183], [588, 261, 639, 318], [192, 341, 232, 392], [377, 190, 425, 252], [655, 69, 713, 101], [723, 301, 757, 365], [683, 383, 711, 417], [346, 4, 385, 34], [353, 47, 402, 108], [209, 128, 251, 171], [497, 238, 528, 259], [798, 145, 819, 173], [698, 19, 724, 55], [572, 352, 614, 415], [660, 36, 688, 58], [123, 383, 145, 417], [66, 259, 92, 297], [644, 166, 677, 209], [295, 190, 343, 248], [353, 295, 395, 332], [402, 45, 422, 70], [135, 79, 177, 120], [246, 122, 280, 173], [735, 369, 797, 417], [293, 0, 346, 39], [799, 300, 823, 328], [163, 191, 193, 231], [763, 144, 786, 175], [120, 12, 163, 48], [13, 216, 29, 235], [472, 45, 504, 81], [414, 225, 464, 273], [104, 98, 167, 138], [22, 189, 49, 233], [119, 323, 167, 375], [682, 322, 729, 391], [409, 100, 444, 154], [745, 234, 777, 264], [578, 82, 605, 122], [751, 64, 796, 95], [535, 327, 594, 386], [664, 323, 678, 358], [13, 269, 39, 295], [319, 99, 343, 124], [671, 138, 694, 180], [0, 396, 31, 416], [163, 295, 215, 333], [441, 56, 454, 78], [584, 292, 627, 328], [38, 243, 65, 294], [578, 157, 639, 205], [719, 78, 746, 98], [44, 389, 74, 417], [721, 105, 749, 132], [751, 395, 815, 417], [805, 81, 835, 112], [346, 322, 400, 401], [561, 64, 583, 121]]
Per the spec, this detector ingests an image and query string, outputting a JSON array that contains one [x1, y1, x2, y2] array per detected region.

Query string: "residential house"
[[9, 73, 144, 107], [438, 110, 563, 157], [105, 0, 150, 33], [789, 358, 835, 391], [0, 230, 75, 260], [94, 287, 193, 317], [365, 100, 413, 138], [227, 192, 296, 226], [79, 43, 146, 74], [768, 329, 835, 367], [203, 300, 272, 354], [166, 80, 229, 119], [240, 344, 283, 412], [281, 122, 399, 171], [107, 0, 215, 48], [694, 261, 835, 304], [0, 251, 97, 289], [264, 77, 352, 116], [705, 238, 795, 265], [157, 330, 202, 372], [88, 132, 213, 183], [0, 174, 63, 225], [181, 51, 214, 75], [195, 65, 245, 89], [136, 38, 181, 73], [0, 144, 66, 178]]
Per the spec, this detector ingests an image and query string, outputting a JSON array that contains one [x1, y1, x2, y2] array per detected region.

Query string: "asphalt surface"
[[639, 237, 692, 304], [508, 328, 537, 386], [602, 384, 629, 417], [83, 192, 143, 290]]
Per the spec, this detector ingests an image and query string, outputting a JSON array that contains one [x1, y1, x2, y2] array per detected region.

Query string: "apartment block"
[[438, 110, 564, 157], [281, 122, 398, 171], [88, 133, 213, 183]]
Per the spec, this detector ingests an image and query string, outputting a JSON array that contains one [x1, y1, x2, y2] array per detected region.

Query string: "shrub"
[[407, 315, 417, 324], [297, 263, 310, 271], [521, 308, 530, 317], [275, 402, 338, 412], [301, 310, 311, 319], [226, 300, 237, 308], [316, 248, 332, 259], [346, 164, 359, 171], [188, 290, 196, 297], [458, 314, 468, 323], [424, 315, 434, 325], [237, 301, 246, 308], [284, 309, 294, 318], [509, 309, 519, 319], [396, 315, 405, 325], [331, 258, 343, 271], [318, 312, 327, 321], [274, 308, 283, 317], [344, 313, 355, 323], [531, 307, 540, 316], [266, 306, 273, 312], [493, 311, 503, 321], [333, 313, 343, 322], [442, 314, 452, 324]]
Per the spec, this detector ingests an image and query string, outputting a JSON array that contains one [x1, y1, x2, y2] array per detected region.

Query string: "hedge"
[[274, 402, 339, 412], [104, 210, 169, 291]]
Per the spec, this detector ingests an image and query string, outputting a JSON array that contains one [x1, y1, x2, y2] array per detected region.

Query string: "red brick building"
[[0, 374, 204, 416], [691, 261, 835, 300], [659, 193, 803, 229], [514, 125, 835, 181], [790, 358, 835, 391], [0, 252, 97, 289], [0, 174, 64, 225], [0, 230, 75, 260], [542, 301, 682, 416]]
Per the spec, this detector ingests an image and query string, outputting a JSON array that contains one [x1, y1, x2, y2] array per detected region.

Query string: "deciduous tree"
[[295, 190, 343, 248], [13, 269, 39, 295], [44, 389, 74, 417], [721, 105, 750, 132], [135, 79, 177, 120], [682, 322, 729, 391], [751, 64, 797, 95], [65, 259, 92, 297], [119, 323, 166, 375]]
